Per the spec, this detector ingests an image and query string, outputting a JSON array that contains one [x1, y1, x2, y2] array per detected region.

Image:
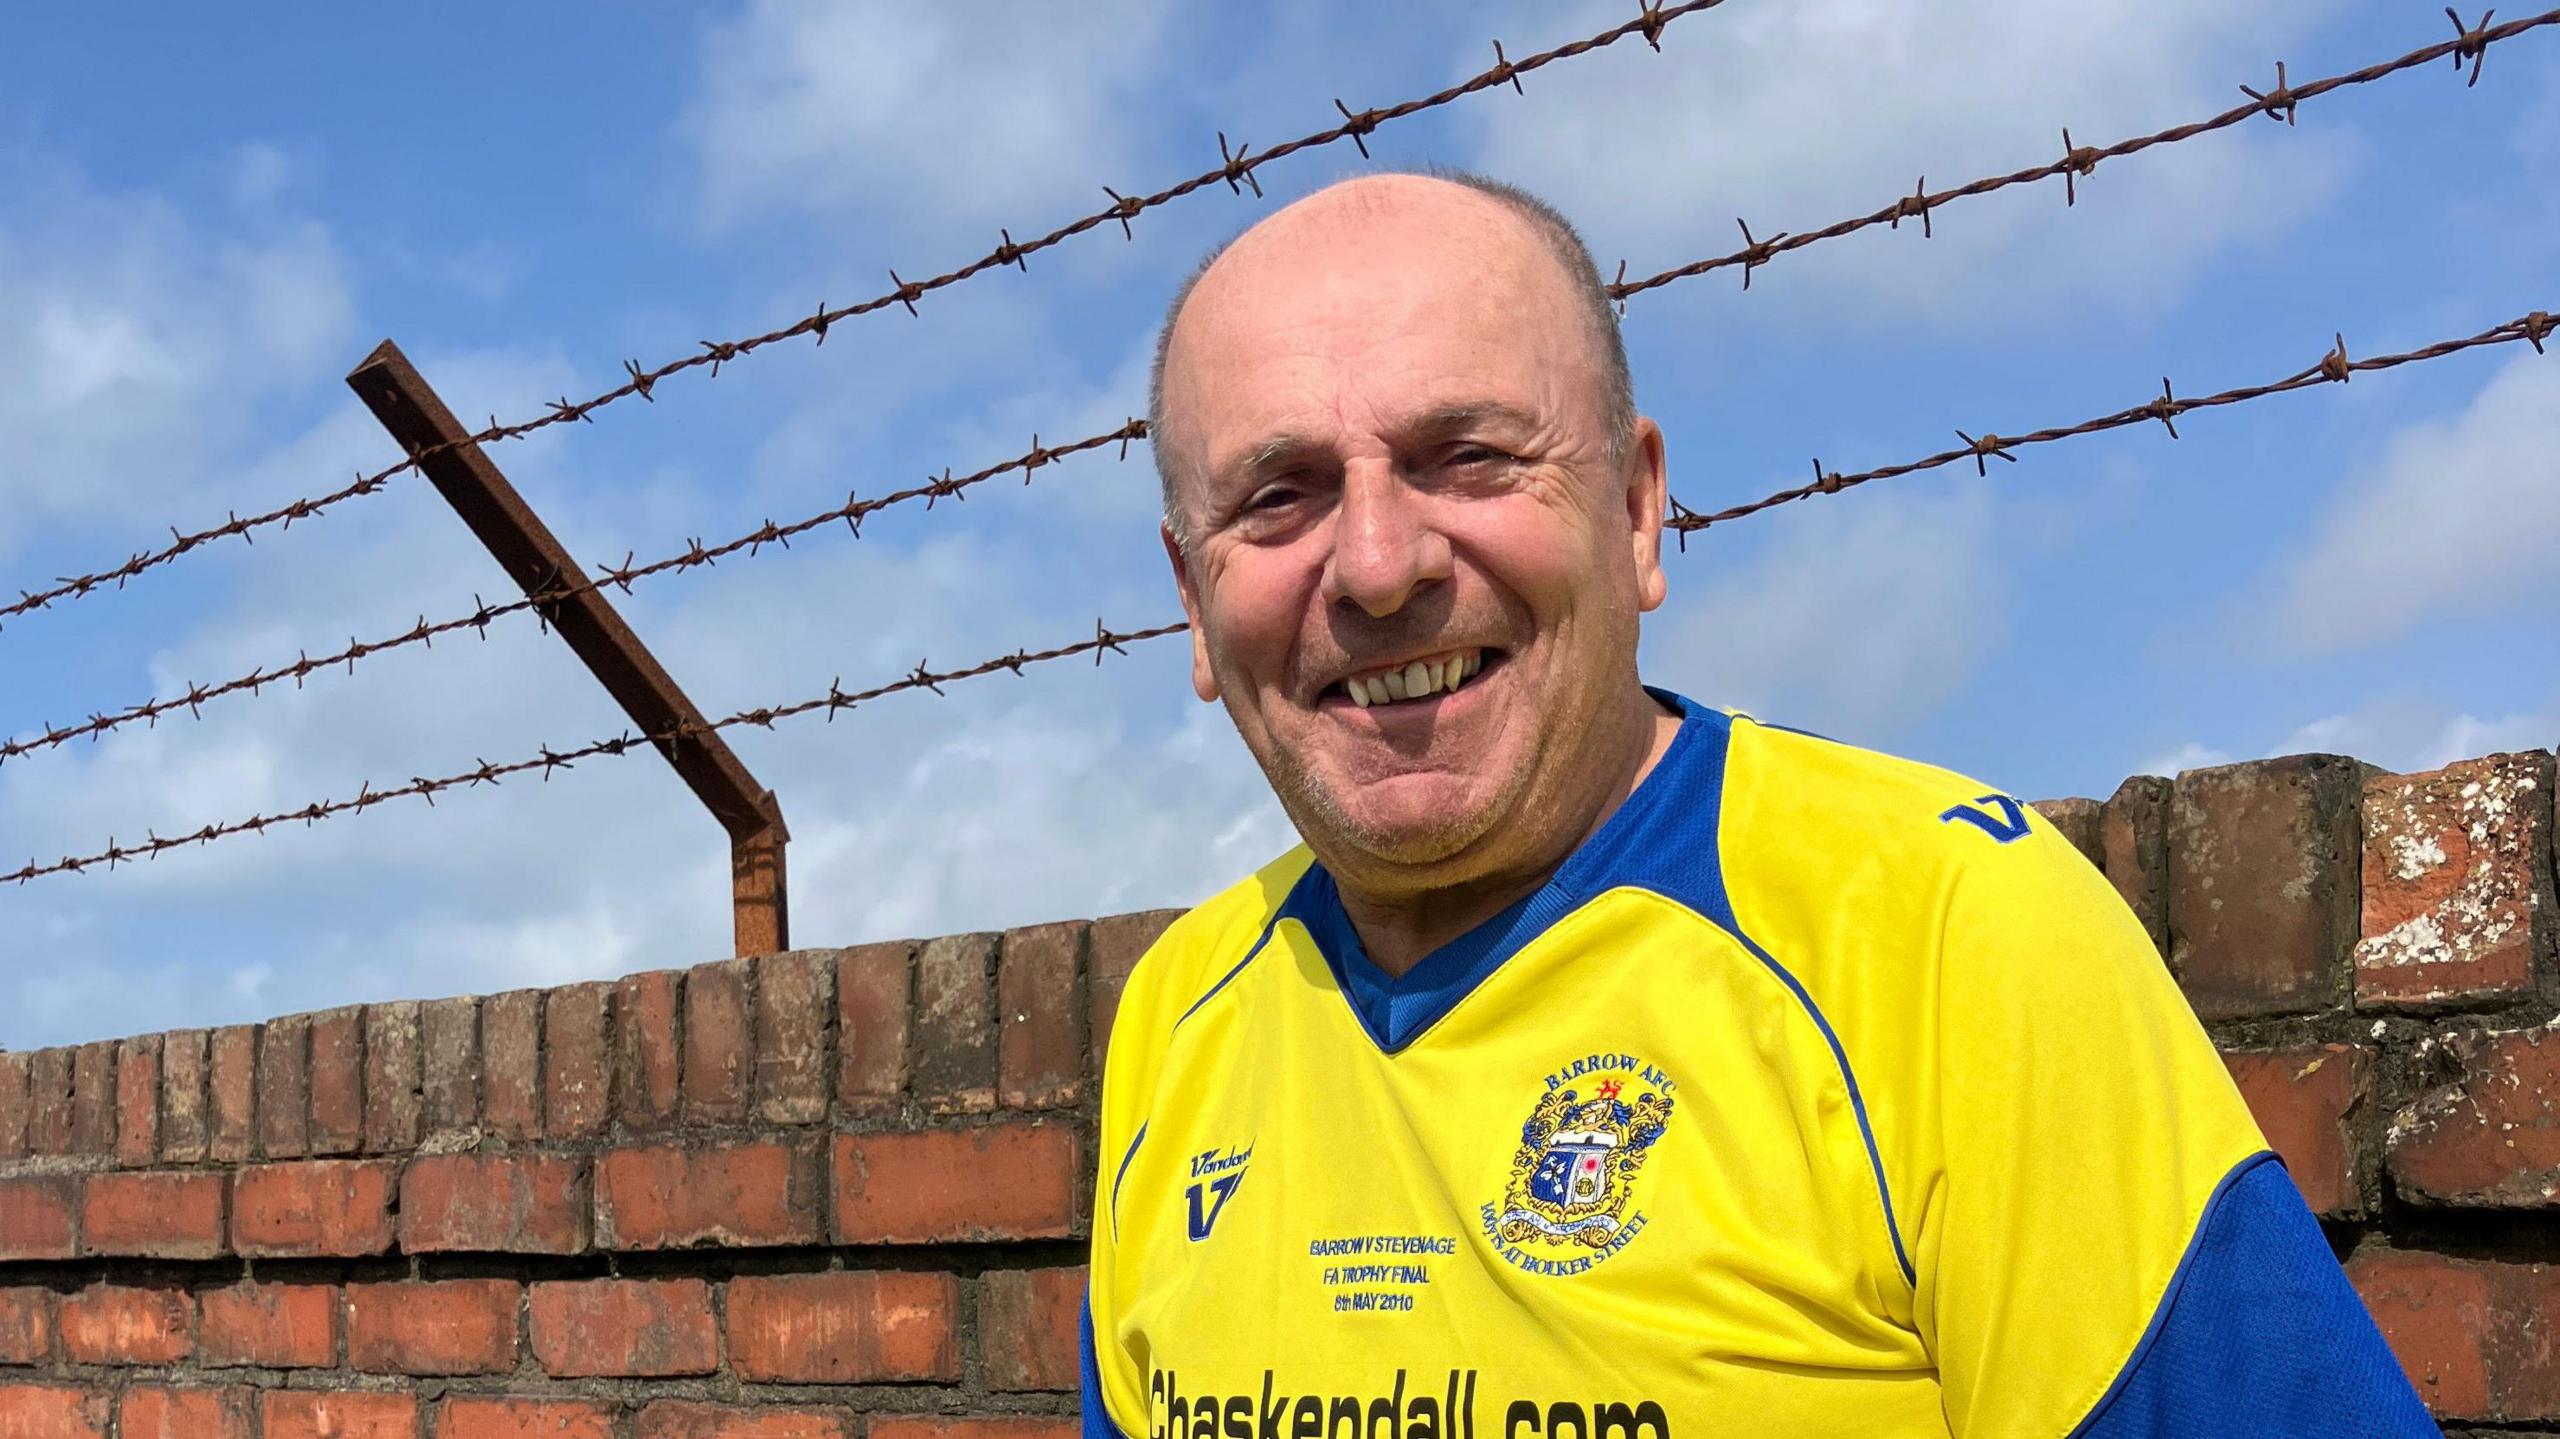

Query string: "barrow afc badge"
[[1481, 1054, 1675, 1276]]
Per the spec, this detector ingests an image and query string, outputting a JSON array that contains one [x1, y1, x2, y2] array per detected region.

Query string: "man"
[[1084, 171, 2435, 1438]]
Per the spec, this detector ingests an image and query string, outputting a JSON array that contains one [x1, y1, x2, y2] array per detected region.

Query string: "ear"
[[1162, 523, 1221, 702], [1621, 417, 1670, 613]]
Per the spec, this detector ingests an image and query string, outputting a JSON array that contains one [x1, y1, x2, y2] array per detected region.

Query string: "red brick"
[[483, 989, 542, 1142], [1089, 910, 1180, 1075], [158, 1031, 208, 1164], [2101, 775, 2173, 954], [870, 1420, 1075, 1439], [199, 1282, 336, 1368], [257, 1016, 311, 1158], [594, 1139, 824, 1250], [755, 951, 833, 1124], [980, 1267, 1084, 1390], [0, 1289, 54, 1365], [114, 1036, 161, 1167], [634, 1401, 847, 1439], [683, 960, 753, 1126], [2344, 1249, 2560, 1422], [544, 981, 613, 1140], [2358, 753, 2554, 1011], [2168, 756, 2362, 1018], [834, 1123, 1080, 1242], [726, 1270, 958, 1383], [617, 970, 683, 1131], [1001, 922, 1085, 1109], [80, 1171, 227, 1259], [528, 1278, 717, 1377], [914, 933, 996, 1114], [231, 1160, 396, 1257], [0, 1384, 108, 1439], [0, 1178, 76, 1261], [2390, 1024, 2560, 1206], [2224, 1046, 2371, 1218], [119, 1386, 252, 1439], [399, 1152, 588, 1254], [439, 1397, 615, 1439], [68, 1041, 115, 1157], [836, 941, 911, 1118], [58, 1285, 190, 1365], [308, 1006, 364, 1156], [24, 1051, 71, 1156], [421, 996, 481, 1133], [261, 1390, 420, 1439], [345, 1279, 520, 1376], [207, 1027, 255, 1163], [2029, 797, 2104, 868], [361, 1003, 421, 1153], [0, 1053, 27, 1160]]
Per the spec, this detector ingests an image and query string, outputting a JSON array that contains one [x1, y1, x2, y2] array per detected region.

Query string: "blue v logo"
[[1187, 1168, 1245, 1242], [1939, 793, 2030, 843]]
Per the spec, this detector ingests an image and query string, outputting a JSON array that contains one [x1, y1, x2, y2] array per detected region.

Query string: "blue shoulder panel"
[[1081, 1293, 1122, 1439], [2070, 1153, 2439, 1438]]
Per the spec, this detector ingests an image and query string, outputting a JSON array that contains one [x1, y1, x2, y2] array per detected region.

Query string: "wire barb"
[[2242, 60, 2300, 124], [2450, 7, 2499, 84]]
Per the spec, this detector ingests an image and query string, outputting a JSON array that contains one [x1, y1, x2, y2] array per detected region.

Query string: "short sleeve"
[[1918, 816, 2437, 1438]]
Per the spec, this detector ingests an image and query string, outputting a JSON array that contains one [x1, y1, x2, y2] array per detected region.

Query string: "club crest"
[[1481, 1055, 1675, 1276]]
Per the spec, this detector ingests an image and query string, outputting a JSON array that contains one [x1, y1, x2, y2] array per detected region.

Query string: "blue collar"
[[1277, 689, 1736, 1053]]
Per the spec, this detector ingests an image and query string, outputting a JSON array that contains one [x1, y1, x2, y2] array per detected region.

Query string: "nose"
[[1320, 461, 1452, 618]]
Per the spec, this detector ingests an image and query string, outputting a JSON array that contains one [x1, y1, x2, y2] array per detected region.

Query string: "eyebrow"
[[1213, 402, 1544, 490]]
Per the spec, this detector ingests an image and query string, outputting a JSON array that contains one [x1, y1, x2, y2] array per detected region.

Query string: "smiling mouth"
[[1328, 647, 1496, 710]]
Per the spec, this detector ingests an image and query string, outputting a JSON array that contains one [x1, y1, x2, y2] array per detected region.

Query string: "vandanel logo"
[[1481, 1054, 1675, 1277]]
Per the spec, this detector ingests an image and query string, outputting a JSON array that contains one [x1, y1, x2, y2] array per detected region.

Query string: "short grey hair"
[[1148, 168, 1637, 545]]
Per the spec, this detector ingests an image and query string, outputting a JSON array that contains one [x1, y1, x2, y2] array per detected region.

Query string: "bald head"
[[1149, 171, 1634, 544]]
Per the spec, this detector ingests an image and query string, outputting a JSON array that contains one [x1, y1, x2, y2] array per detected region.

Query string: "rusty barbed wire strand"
[[15, 7, 2550, 767], [0, 422, 1150, 768], [2, 620, 1191, 886], [0, 0, 1742, 634], [1607, 5, 2554, 303], [1665, 307, 2557, 536], [15, 301, 2556, 886]]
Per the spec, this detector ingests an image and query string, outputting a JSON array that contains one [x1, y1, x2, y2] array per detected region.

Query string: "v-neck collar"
[[1276, 689, 1733, 1053]]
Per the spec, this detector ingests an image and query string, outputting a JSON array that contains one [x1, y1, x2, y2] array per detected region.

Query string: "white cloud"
[[2136, 697, 2556, 780], [683, 0, 1178, 238], [0, 149, 354, 559], [1462, 0, 2356, 334], [1645, 481, 2010, 739], [2249, 352, 2560, 653]]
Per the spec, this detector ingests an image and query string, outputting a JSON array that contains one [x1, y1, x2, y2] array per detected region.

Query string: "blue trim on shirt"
[[2067, 1151, 2439, 1437], [1108, 1122, 1147, 1233], [1080, 1291, 1121, 1439], [1173, 915, 1281, 1035], [1279, 691, 1916, 1285]]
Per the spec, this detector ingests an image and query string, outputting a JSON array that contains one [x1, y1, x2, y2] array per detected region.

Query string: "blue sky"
[[3, 1, 2556, 1048]]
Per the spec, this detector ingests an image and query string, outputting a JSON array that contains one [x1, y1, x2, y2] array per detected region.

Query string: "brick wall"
[[0, 747, 2554, 1437]]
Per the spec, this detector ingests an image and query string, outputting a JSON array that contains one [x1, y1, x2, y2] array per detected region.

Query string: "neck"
[[1334, 688, 1683, 978]]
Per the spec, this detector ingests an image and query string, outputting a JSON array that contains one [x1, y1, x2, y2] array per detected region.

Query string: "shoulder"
[[1715, 709, 2085, 902], [1111, 845, 1314, 1050]]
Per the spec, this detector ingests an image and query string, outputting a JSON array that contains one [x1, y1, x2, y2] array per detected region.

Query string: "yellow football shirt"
[[1085, 693, 2434, 1438]]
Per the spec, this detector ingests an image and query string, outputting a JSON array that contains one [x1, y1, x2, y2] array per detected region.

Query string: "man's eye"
[[1244, 486, 1300, 513], [1446, 445, 1508, 467]]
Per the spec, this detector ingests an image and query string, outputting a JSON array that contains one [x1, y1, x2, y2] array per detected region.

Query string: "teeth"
[[1341, 649, 1488, 708]]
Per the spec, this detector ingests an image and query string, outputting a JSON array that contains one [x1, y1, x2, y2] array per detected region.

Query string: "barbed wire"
[[0, 423, 1151, 768], [11, 5, 2548, 768], [14, 299, 2553, 886], [3, 621, 1191, 885], [0, 0, 1740, 634], [1664, 307, 2554, 536], [1609, 6, 2549, 303]]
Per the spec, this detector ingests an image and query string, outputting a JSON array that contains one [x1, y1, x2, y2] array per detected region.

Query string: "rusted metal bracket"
[[346, 340, 788, 956]]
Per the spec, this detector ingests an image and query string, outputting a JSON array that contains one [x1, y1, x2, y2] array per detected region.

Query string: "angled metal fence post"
[[345, 340, 789, 956]]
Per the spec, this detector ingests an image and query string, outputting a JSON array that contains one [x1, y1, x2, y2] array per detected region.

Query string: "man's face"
[[1159, 179, 1668, 889]]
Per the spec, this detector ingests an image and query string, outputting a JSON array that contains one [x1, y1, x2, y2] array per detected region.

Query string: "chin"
[[1303, 783, 1509, 871]]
